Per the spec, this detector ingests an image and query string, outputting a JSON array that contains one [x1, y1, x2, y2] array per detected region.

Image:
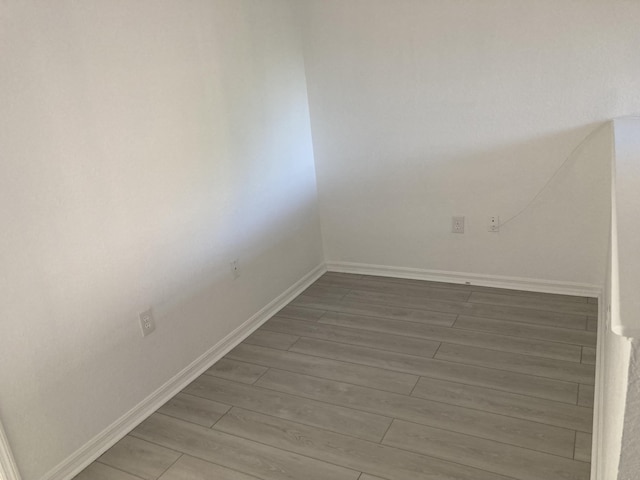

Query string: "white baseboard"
[[592, 291, 607, 480], [42, 263, 326, 480], [326, 261, 603, 298], [0, 420, 21, 480]]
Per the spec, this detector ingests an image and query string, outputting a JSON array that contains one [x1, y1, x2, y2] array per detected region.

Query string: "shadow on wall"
[[0, 1, 323, 478]]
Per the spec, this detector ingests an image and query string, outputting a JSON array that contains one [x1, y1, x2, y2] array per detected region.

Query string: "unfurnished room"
[[1, 1, 640, 480]]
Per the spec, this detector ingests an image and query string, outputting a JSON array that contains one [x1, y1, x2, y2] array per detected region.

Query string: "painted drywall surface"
[[611, 117, 640, 337], [611, 117, 640, 480], [620, 351, 640, 478], [618, 340, 640, 480], [300, 0, 640, 286], [599, 195, 633, 480], [0, 1, 323, 478], [599, 329, 632, 479]]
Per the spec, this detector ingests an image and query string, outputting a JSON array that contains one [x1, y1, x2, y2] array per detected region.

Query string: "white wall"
[[599, 251, 632, 480], [618, 340, 640, 479], [3, 1, 639, 478], [300, 0, 640, 286], [598, 331, 632, 479], [0, 1, 323, 479], [610, 117, 640, 337], [607, 117, 640, 480]]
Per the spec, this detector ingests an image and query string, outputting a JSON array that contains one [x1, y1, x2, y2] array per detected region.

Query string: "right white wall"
[[618, 340, 640, 479], [600, 260, 632, 479], [300, 0, 640, 287], [607, 117, 640, 480]]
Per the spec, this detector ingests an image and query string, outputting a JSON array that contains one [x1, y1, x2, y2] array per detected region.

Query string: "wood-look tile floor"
[[75, 272, 598, 480]]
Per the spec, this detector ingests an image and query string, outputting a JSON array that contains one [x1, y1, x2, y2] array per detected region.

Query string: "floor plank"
[[97, 436, 180, 480], [74, 462, 144, 480], [274, 305, 326, 321], [157, 392, 230, 427], [292, 295, 457, 326], [317, 312, 582, 362], [215, 408, 512, 480], [287, 336, 581, 402], [287, 336, 445, 376], [468, 292, 598, 316], [297, 322, 578, 402], [131, 413, 360, 480], [340, 274, 589, 304], [435, 343, 596, 385], [302, 284, 351, 299], [343, 290, 587, 330], [578, 384, 595, 408], [453, 315, 596, 347], [469, 286, 589, 304], [316, 274, 473, 302], [262, 316, 440, 358], [204, 359, 268, 384], [581, 347, 596, 365], [383, 419, 590, 480], [158, 455, 260, 480], [574, 432, 593, 463], [319, 273, 474, 294], [255, 369, 576, 457], [411, 377, 593, 432], [183, 374, 392, 442], [226, 343, 419, 394], [243, 330, 299, 350]]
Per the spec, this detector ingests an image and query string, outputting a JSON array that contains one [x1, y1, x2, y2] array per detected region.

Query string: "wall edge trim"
[[592, 289, 606, 480], [41, 262, 326, 480], [326, 261, 603, 297], [0, 419, 21, 480]]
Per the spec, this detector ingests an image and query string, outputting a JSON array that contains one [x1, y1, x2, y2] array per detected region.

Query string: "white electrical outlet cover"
[[231, 259, 240, 279], [452, 216, 465, 233], [488, 216, 500, 232], [139, 309, 156, 337]]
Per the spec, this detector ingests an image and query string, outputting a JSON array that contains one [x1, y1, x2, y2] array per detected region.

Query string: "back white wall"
[[300, 0, 640, 286], [0, 1, 323, 479]]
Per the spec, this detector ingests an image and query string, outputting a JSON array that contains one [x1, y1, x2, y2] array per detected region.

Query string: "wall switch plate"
[[231, 259, 240, 279], [488, 216, 500, 232], [139, 309, 156, 337], [452, 216, 465, 233]]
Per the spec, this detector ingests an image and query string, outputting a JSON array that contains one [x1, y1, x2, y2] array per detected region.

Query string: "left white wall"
[[0, 1, 323, 479]]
